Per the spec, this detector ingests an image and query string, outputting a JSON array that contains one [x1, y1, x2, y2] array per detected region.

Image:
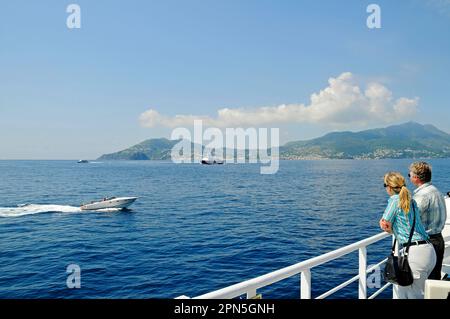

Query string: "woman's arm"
[[381, 197, 397, 234]]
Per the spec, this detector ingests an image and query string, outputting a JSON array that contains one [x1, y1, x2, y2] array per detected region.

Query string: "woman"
[[379, 172, 436, 299]]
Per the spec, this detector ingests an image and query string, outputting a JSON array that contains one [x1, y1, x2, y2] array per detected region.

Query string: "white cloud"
[[394, 97, 420, 117], [139, 72, 419, 129]]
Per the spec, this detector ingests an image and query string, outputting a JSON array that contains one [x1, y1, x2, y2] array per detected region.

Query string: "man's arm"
[[413, 193, 430, 227]]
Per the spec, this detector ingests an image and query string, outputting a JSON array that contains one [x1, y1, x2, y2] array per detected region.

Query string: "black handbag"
[[383, 204, 416, 286]]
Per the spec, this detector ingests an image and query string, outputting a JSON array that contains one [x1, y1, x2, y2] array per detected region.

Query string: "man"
[[409, 162, 447, 280]]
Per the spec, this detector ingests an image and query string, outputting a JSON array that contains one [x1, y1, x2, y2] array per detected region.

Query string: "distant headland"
[[97, 122, 450, 161]]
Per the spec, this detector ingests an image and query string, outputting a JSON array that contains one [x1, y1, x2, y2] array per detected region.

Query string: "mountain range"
[[97, 122, 450, 160]]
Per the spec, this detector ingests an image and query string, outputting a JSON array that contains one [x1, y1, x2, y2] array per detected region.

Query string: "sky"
[[1, 0, 450, 159]]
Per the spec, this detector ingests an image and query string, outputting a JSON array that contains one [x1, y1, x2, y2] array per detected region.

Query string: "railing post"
[[392, 235, 399, 299], [246, 288, 257, 299], [359, 247, 367, 299], [300, 269, 311, 299], [392, 284, 399, 299]]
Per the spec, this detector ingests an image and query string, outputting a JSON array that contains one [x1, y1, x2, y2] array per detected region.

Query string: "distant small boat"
[[77, 160, 89, 163], [80, 197, 138, 210], [201, 157, 224, 165]]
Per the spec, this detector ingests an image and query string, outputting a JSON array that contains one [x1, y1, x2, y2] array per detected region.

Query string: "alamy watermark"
[[367, 264, 382, 289], [367, 4, 381, 29], [66, 4, 81, 29], [170, 120, 279, 174], [66, 264, 81, 289], [64, 4, 380, 30]]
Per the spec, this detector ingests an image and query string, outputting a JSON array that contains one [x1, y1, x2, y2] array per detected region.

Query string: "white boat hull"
[[80, 197, 137, 210], [201, 159, 224, 165]]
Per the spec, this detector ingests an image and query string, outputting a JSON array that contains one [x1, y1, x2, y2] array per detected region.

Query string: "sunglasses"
[[384, 183, 388, 188]]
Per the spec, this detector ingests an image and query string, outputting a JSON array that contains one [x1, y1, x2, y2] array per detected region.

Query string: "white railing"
[[173, 197, 446, 299], [183, 232, 393, 299]]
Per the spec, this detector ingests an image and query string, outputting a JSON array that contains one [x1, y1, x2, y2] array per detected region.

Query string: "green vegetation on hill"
[[98, 138, 179, 160], [281, 122, 450, 159]]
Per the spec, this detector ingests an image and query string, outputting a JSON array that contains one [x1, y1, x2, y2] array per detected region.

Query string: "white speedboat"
[[80, 197, 138, 210]]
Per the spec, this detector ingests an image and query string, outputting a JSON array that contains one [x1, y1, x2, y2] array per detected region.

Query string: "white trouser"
[[396, 243, 436, 299]]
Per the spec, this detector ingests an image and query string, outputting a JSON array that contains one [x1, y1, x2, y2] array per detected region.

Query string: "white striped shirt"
[[413, 183, 447, 235]]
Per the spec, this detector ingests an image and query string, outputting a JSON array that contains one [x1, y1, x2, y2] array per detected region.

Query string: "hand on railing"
[[379, 218, 393, 234]]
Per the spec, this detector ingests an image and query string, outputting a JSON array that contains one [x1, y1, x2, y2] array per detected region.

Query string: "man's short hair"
[[409, 162, 432, 183]]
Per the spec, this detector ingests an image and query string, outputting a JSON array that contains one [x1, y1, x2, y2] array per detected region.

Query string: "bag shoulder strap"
[[404, 202, 416, 254]]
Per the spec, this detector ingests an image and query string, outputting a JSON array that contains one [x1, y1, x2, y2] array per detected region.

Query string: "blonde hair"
[[409, 162, 432, 183], [384, 172, 411, 213]]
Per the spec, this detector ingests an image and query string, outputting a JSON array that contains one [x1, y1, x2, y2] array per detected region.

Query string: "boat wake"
[[0, 204, 82, 218]]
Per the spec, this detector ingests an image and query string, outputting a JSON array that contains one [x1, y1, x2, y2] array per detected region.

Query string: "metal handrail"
[[316, 257, 389, 299], [191, 232, 391, 299], [369, 283, 392, 299]]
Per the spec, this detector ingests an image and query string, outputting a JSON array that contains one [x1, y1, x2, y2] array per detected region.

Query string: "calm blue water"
[[0, 159, 449, 299]]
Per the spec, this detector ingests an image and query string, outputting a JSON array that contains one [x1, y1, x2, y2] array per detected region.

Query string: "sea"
[[0, 159, 449, 299]]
